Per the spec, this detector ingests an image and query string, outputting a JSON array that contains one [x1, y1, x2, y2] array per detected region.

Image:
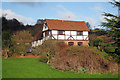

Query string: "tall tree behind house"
[[101, 0, 120, 56]]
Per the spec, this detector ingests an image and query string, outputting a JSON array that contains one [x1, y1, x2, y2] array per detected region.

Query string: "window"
[[78, 42, 83, 46], [68, 42, 74, 46], [58, 30, 65, 35], [77, 31, 83, 35]]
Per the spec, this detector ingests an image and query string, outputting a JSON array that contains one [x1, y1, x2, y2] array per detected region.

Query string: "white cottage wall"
[[42, 24, 49, 31], [71, 31, 77, 35], [65, 31, 70, 35], [83, 31, 88, 35], [52, 30, 57, 34], [58, 35, 64, 40]]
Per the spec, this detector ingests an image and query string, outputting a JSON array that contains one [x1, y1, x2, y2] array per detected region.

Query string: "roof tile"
[[45, 19, 89, 31]]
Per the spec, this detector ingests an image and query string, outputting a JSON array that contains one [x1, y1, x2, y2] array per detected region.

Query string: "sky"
[[1, 1, 118, 29]]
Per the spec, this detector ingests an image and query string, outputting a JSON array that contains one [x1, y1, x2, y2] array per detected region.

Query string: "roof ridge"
[[45, 19, 85, 22]]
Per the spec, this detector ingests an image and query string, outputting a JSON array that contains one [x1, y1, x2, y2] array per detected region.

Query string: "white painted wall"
[[42, 24, 49, 31], [71, 31, 76, 35], [83, 36, 87, 40], [43, 32, 45, 37], [83, 31, 88, 35], [58, 35, 64, 40], [52, 30, 57, 34], [65, 35, 69, 40], [47, 30, 89, 40], [65, 31, 70, 35], [77, 36, 83, 40]]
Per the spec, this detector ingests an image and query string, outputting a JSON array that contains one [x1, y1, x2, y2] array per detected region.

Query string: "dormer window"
[[58, 30, 65, 35], [77, 31, 83, 35]]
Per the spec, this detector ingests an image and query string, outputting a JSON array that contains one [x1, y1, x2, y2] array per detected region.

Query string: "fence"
[[31, 36, 50, 47]]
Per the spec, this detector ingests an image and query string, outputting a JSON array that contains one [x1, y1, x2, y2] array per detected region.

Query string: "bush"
[[38, 39, 67, 63], [66, 46, 90, 55], [115, 48, 120, 55], [50, 45, 118, 73], [16, 43, 29, 56], [93, 38, 104, 49], [104, 47, 116, 53], [32, 47, 41, 56], [100, 52, 109, 60], [39, 56, 48, 63], [88, 33, 97, 46], [37, 40, 118, 73], [110, 53, 120, 63]]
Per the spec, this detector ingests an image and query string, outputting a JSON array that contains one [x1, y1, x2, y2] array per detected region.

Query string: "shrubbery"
[[93, 38, 104, 49], [50, 46, 118, 74], [9, 30, 32, 56], [37, 39, 68, 64], [39, 56, 48, 63], [89, 36, 119, 63], [38, 39, 118, 74]]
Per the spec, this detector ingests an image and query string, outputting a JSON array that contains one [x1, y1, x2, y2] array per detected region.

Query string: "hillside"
[[37, 40, 118, 74]]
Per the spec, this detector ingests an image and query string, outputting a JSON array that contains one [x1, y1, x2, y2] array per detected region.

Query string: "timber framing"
[[42, 19, 90, 46]]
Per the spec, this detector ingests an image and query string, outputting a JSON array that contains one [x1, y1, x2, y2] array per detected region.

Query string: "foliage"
[[2, 17, 26, 32], [10, 30, 32, 56], [2, 30, 11, 48], [100, 0, 120, 63], [13, 30, 33, 41], [16, 43, 28, 56], [39, 56, 48, 63], [2, 17, 31, 56], [101, 0, 120, 55], [104, 47, 116, 53], [88, 33, 97, 46], [86, 22, 91, 29], [93, 38, 104, 49], [93, 29, 107, 36], [28, 24, 43, 40], [31, 47, 41, 56], [1, 17, 44, 56], [50, 45, 118, 73], [37, 39, 67, 63]]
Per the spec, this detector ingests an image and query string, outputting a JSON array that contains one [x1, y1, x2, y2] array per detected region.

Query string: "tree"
[[93, 38, 104, 49], [101, 0, 120, 55], [88, 33, 97, 46], [10, 30, 33, 56], [28, 23, 43, 40], [2, 17, 27, 49], [13, 30, 33, 42], [86, 22, 91, 29]]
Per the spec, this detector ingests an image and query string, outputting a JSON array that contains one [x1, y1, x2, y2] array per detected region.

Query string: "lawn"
[[2, 58, 118, 78]]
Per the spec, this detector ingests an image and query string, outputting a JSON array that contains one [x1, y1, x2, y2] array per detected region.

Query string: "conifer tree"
[[101, 0, 120, 55]]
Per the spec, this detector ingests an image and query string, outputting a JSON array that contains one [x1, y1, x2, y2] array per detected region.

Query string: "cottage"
[[42, 19, 89, 46]]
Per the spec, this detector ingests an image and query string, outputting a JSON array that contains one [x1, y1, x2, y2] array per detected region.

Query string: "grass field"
[[2, 58, 118, 78]]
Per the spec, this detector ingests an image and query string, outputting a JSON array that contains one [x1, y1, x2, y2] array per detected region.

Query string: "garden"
[[1, 0, 120, 79]]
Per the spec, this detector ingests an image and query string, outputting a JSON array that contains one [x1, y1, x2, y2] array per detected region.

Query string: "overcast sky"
[[1, 1, 118, 29]]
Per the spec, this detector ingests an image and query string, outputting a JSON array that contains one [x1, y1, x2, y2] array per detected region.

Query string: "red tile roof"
[[45, 19, 89, 31]]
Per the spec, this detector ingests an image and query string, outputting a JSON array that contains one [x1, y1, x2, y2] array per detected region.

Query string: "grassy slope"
[[2, 58, 118, 78]]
